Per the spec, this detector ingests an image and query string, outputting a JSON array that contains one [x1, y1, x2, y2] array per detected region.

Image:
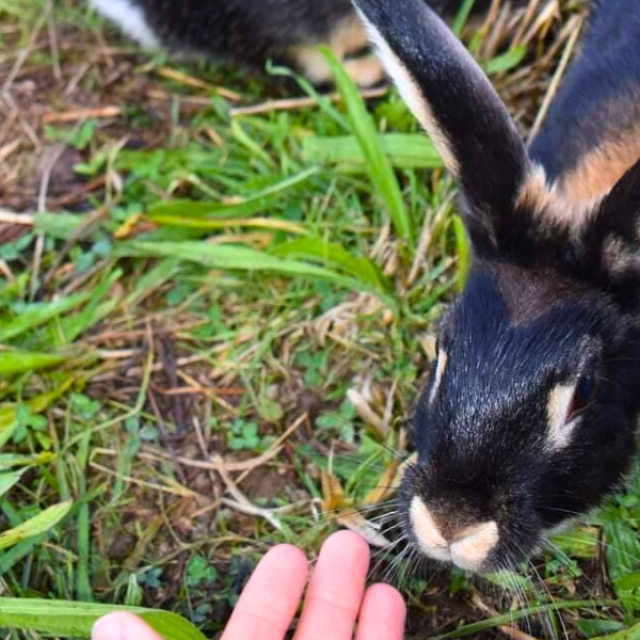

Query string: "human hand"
[[92, 530, 406, 640]]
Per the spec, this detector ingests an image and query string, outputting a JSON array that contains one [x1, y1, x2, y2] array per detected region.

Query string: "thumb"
[[92, 612, 164, 640]]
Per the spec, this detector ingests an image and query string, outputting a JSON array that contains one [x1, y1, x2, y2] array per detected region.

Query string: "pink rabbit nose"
[[409, 496, 500, 572]]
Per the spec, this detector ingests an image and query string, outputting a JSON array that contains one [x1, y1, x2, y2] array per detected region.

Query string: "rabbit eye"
[[567, 374, 597, 421]]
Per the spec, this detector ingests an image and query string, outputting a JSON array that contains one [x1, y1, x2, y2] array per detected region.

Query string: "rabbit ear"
[[353, 0, 535, 234], [578, 158, 640, 312]]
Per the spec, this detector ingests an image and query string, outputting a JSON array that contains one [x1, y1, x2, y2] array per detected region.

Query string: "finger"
[[355, 583, 406, 640], [221, 544, 309, 640], [294, 530, 370, 640], [92, 612, 163, 640]]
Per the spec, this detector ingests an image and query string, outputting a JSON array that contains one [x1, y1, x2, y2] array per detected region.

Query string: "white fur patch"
[[291, 46, 383, 88], [410, 496, 450, 561], [429, 349, 448, 404], [450, 521, 499, 572], [355, 9, 460, 175], [91, 0, 160, 49], [344, 55, 385, 88], [546, 382, 579, 451], [410, 497, 499, 571], [290, 47, 333, 84]]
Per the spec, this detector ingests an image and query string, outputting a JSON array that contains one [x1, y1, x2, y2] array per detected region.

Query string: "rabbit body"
[[90, 0, 484, 86], [353, 0, 640, 574]]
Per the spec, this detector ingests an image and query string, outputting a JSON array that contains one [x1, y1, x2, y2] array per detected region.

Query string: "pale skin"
[[92, 531, 406, 640]]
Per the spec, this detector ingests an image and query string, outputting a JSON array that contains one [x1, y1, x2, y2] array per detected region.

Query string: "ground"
[[0, 0, 640, 639]]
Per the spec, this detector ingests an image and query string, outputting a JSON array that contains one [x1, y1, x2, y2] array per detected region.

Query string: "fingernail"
[[92, 614, 124, 640]]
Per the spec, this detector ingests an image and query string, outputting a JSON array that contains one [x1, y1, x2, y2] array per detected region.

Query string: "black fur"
[[354, 0, 640, 573], [354, 0, 530, 226], [408, 266, 640, 569], [93, 0, 491, 76], [129, 0, 354, 68]]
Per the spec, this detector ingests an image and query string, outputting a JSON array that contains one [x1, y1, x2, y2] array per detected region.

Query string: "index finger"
[[221, 544, 309, 640]]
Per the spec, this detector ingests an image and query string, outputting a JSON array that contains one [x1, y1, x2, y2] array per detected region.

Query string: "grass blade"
[[147, 168, 319, 220], [603, 515, 640, 584], [0, 351, 67, 375], [0, 378, 74, 447], [450, 215, 471, 291], [322, 47, 415, 244], [0, 292, 90, 343], [0, 500, 72, 551], [591, 622, 640, 640], [231, 119, 275, 167], [149, 215, 308, 235], [452, 0, 478, 35], [0, 599, 207, 640], [303, 133, 443, 170], [76, 430, 92, 601], [60, 269, 122, 344], [120, 240, 397, 307], [432, 600, 621, 640], [484, 45, 528, 75], [33, 212, 85, 240], [272, 238, 391, 291], [0, 470, 24, 500]]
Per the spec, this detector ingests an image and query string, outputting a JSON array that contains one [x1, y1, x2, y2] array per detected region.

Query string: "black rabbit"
[[90, 0, 487, 87], [353, 0, 640, 573]]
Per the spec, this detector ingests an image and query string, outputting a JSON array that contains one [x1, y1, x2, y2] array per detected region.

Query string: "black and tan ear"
[[352, 0, 541, 255], [577, 157, 640, 312]]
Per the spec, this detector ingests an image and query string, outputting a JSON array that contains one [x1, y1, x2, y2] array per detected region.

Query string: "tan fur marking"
[[516, 163, 599, 228], [410, 497, 499, 571], [429, 349, 448, 404], [541, 93, 640, 214], [328, 16, 370, 57], [409, 497, 450, 562], [547, 383, 578, 451], [516, 163, 556, 218], [290, 17, 383, 88], [558, 127, 640, 208], [344, 55, 385, 88], [290, 46, 333, 84], [450, 521, 499, 572]]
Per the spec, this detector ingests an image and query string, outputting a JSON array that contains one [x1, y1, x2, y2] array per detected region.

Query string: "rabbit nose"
[[410, 496, 499, 571], [449, 522, 500, 571]]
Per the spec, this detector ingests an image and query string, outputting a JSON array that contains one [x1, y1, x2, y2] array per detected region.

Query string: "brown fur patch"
[[516, 163, 557, 218], [289, 16, 383, 87], [289, 46, 333, 84], [558, 134, 640, 207], [494, 263, 589, 326], [556, 94, 640, 208], [344, 55, 385, 87], [516, 163, 597, 228], [329, 15, 370, 56], [517, 97, 640, 228]]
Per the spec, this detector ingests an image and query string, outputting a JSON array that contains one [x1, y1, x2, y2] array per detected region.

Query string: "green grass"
[[0, 0, 639, 639]]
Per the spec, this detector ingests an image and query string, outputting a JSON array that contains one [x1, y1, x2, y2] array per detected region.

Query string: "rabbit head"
[[354, 0, 640, 573]]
